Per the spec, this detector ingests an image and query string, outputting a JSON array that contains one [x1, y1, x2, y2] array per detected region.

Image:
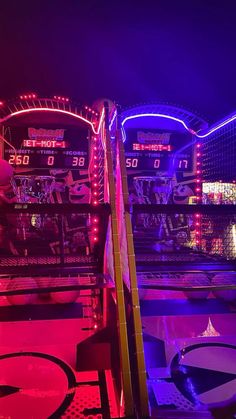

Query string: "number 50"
[[126, 158, 138, 168]]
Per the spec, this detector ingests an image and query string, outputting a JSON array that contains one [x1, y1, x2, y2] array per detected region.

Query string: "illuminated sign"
[[125, 156, 191, 170], [28, 128, 65, 140], [23, 128, 66, 148], [124, 128, 193, 172], [137, 131, 170, 144], [132, 143, 172, 151], [5, 150, 87, 168], [4, 126, 89, 169], [23, 139, 66, 148]]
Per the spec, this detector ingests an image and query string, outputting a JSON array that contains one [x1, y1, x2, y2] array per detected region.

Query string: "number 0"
[[48, 156, 54, 166], [154, 159, 160, 168]]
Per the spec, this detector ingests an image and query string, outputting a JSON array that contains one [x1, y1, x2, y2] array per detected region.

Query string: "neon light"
[[20, 93, 37, 100], [195, 141, 202, 234], [0, 107, 103, 135], [109, 110, 117, 130], [121, 113, 194, 140], [53, 96, 70, 102], [121, 110, 236, 140], [196, 114, 236, 138], [96, 107, 104, 135]]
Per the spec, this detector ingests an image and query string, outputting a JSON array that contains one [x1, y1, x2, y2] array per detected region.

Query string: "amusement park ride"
[[0, 94, 235, 418]]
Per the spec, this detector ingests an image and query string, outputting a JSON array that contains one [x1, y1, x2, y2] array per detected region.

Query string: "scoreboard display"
[[124, 129, 193, 172], [4, 126, 89, 170]]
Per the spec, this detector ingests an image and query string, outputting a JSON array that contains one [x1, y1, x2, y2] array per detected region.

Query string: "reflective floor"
[[0, 292, 118, 418], [140, 289, 236, 416]]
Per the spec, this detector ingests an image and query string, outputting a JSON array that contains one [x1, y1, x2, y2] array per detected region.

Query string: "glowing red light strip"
[[0, 107, 104, 135], [195, 143, 202, 246], [96, 108, 104, 134]]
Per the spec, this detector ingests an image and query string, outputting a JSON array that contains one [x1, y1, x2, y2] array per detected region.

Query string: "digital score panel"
[[5, 152, 88, 169], [4, 126, 89, 169], [124, 129, 193, 172], [125, 155, 190, 171]]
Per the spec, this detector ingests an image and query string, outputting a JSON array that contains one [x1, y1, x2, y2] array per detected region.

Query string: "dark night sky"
[[1, 0, 236, 124]]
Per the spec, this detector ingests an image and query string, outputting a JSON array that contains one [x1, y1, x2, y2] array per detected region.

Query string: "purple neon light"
[[121, 111, 236, 139], [121, 113, 196, 142], [121, 113, 192, 133], [196, 114, 236, 138]]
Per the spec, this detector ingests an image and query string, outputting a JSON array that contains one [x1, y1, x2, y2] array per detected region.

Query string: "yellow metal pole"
[[116, 111, 150, 418], [103, 103, 134, 417]]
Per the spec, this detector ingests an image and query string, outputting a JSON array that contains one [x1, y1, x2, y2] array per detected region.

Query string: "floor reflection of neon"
[[200, 317, 220, 337]]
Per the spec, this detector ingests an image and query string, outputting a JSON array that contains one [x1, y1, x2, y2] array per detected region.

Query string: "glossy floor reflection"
[[140, 290, 236, 415]]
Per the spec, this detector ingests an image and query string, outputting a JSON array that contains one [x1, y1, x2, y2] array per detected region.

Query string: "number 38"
[[72, 157, 85, 167]]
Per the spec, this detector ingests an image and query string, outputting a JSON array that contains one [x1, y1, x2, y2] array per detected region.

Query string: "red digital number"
[[47, 156, 54, 166], [72, 156, 85, 167], [8, 155, 30, 165]]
